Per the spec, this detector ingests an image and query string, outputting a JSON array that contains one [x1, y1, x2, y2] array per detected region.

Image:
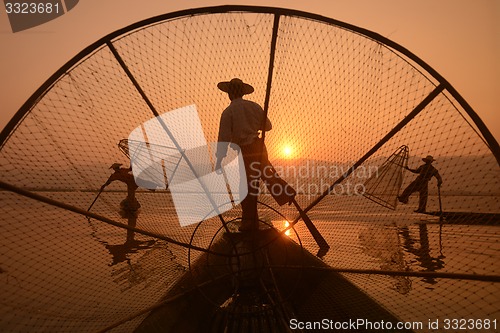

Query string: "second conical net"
[[363, 145, 409, 210]]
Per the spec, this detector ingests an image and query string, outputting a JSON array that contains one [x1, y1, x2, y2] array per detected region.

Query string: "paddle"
[[260, 164, 330, 257], [88, 185, 106, 212], [438, 184, 443, 222], [291, 199, 330, 258]]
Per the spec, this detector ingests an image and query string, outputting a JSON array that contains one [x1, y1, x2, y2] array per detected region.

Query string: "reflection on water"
[[86, 209, 161, 293], [283, 220, 291, 236], [359, 225, 413, 294], [87, 214, 157, 267], [399, 224, 445, 285], [271, 220, 295, 238], [104, 237, 156, 266], [359, 222, 447, 291], [1, 192, 498, 331]]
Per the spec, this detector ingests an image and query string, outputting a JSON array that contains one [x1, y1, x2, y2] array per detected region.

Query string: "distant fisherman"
[[103, 163, 141, 218], [398, 155, 443, 213]]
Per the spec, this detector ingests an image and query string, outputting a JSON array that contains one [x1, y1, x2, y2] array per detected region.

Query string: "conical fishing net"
[[363, 145, 409, 210], [1, 6, 499, 333]]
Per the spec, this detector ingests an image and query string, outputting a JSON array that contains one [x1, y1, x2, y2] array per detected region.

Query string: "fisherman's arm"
[[405, 165, 420, 173], [264, 117, 272, 131], [215, 145, 229, 173], [103, 174, 117, 187], [260, 105, 272, 131], [215, 110, 232, 172], [435, 171, 443, 187]]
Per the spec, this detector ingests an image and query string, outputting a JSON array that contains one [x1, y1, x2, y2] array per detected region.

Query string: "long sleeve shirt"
[[105, 168, 138, 198], [410, 163, 442, 184], [216, 97, 272, 159]]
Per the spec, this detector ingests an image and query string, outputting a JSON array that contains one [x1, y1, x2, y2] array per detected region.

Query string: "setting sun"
[[283, 145, 293, 158]]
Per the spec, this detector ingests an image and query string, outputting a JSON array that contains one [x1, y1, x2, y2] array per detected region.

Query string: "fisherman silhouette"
[[398, 155, 443, 213], [215, 78, 296, 231], [103, 163, 141, 218]]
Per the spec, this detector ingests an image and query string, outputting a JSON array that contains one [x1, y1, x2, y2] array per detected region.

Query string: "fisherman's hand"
[[215, 160, 223, 175]]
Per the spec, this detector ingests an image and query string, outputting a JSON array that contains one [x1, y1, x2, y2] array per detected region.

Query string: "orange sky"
[[0, 0, 498, 143]]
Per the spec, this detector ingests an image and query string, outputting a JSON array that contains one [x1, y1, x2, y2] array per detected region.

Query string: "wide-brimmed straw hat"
[[217, 78, 254, 95], [422, 155, 435, 163]]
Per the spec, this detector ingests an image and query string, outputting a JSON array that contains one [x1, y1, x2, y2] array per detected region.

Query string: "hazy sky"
[[1, 0, 498, 140]]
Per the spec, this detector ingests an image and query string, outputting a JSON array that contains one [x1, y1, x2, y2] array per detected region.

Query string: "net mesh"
[[1, 7, 499, 332], [363, 145, 409, 209]]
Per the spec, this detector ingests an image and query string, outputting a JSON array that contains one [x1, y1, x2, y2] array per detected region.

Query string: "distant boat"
[[1, 6, 498, 333]]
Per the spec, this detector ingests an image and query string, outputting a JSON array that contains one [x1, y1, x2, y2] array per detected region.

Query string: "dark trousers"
[[239, 140, 296, 227], [240, 140, 262, 224], [400, 179, 428, 211]]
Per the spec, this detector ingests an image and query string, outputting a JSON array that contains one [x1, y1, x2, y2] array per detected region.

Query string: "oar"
[[261, 163, 330, 257], [88, 185, 106, 212], [291, 199, 330, 258], [438, 184, 443, 222]]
